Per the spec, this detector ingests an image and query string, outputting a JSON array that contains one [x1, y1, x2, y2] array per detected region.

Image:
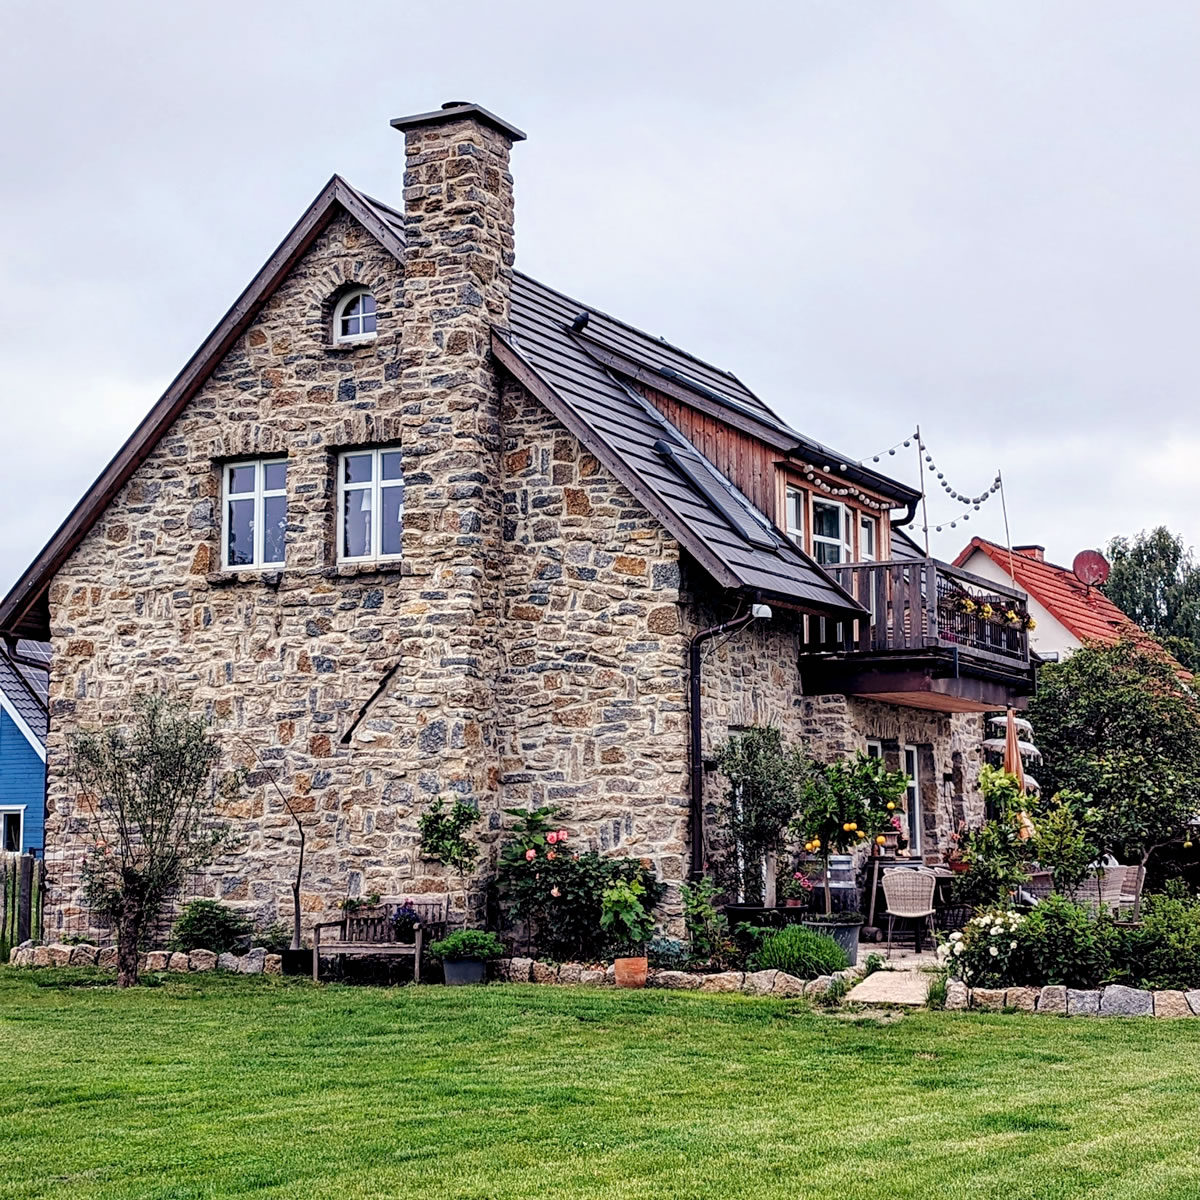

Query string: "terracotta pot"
[[613, 956, 648, 989], [784, 898, 805, 908], [949, 860, 970, 874]]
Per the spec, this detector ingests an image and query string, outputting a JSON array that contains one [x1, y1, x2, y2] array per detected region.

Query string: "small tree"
[[72, 696, 239, 987], [795, 753, 908, 916], [1028, 637, 1200, 871], [713, 725, 809, 905]]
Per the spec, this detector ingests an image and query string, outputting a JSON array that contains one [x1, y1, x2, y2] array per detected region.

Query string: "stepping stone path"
[[845, 970, 930, 1006]]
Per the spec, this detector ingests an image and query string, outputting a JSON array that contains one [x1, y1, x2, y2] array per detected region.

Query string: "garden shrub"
[[746, 924, 848, 977], [496, 806, 663, 961], [1019, 894, 1109, 988], [1111, 887, 1200, 990], [253, 921, 292, 955], [168, 901, 252, 954], [647, 936, 691, 970], [939, 908, 1027, 987], [680, 877, 737, 967]]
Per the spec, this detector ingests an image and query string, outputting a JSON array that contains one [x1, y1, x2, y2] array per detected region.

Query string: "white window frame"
[[222, 458, 288, 571], [902, 744, 921, 857], [337, 447, 405, 563], [859, 515, 878, 563], [332, 287, 378, 346], [784, 484, 805, 547], [865, 739, 883, 759], [0, 806, 25, 854], [811, 499, 853, 565]]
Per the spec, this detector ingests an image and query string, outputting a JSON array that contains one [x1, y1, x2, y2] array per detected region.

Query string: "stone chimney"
[[387, 101, 525, 812], [1014, 545, 1045, 562]]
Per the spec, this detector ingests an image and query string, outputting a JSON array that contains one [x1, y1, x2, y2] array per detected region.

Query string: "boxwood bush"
[[746, 924, 848, 977], [168, 901, 252, 954]]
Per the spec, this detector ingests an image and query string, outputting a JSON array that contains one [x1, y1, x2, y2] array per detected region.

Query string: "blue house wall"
[[0, 707, 45, 853]]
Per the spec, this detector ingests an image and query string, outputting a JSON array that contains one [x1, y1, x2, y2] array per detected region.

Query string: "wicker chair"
[[881, 868, 938, 956]]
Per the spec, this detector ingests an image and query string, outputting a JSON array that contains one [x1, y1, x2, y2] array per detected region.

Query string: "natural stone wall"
[[945, 977, 1200, 1018], [7, 941, 281, 975], [496, 376, 690, 891]]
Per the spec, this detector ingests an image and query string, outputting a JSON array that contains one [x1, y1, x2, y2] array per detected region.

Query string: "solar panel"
[[654, 440, 777, 551]]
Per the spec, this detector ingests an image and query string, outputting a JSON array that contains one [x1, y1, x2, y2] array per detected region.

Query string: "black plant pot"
[[443, 957, 487, 986], [281, 949, 313, 976], [801, 919, 863, 967]]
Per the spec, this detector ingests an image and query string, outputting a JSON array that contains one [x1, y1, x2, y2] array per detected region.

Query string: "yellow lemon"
[[1186, 840, 1194, 849], [842, 822, 852, 832], [856, 830, 866, 839], [886, 801, 896, 811], [849, 823, 857, 831], [875, 835, 886, 846]]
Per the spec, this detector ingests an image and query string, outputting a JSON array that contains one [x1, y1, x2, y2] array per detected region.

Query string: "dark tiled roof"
[[504, 274, 865, 616], [0, 646, 47, 746]]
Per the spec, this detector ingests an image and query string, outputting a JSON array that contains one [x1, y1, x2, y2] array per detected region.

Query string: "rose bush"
[[497, 805, 662, 960]]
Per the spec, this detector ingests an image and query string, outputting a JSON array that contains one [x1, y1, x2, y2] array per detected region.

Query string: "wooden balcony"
[[799, 559, 1035, 713]]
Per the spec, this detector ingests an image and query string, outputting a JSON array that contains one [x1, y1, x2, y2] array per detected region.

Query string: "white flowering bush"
[[937, 908, 1027, 987]]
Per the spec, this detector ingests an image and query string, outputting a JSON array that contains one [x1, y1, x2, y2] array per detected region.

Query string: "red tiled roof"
[[952, 538, 1183, 665]]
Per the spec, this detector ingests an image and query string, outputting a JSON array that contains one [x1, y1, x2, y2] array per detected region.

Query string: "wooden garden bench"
[[311, 898, 446, 983]]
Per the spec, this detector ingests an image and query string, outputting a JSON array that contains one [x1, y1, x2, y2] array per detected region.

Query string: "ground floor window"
[[864, 741, 920, 856], [1, 807, 23, 853]]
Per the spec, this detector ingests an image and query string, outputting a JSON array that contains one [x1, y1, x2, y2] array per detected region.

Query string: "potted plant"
[[428, 929, 504, 985], [600, 876, 656, 988], [777, 870, 814, 908], [390, 901, 422, 944], [795, 752, 909, 965]]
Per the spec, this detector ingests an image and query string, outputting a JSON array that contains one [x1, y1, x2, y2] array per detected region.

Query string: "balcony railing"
[[802, 558, 1031, 667]]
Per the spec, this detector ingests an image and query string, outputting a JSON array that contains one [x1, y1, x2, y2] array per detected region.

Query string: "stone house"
[[0, 102, 1035, 937]]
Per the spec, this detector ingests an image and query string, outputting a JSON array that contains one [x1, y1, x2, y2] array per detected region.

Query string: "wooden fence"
[[1, 852, 45, 960]]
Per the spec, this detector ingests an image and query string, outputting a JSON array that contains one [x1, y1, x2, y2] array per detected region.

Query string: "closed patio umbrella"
[[1003, 707, 1036, 840]]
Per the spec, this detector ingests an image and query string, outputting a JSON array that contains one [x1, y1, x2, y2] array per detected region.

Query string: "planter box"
[[443, 957, 487, 986], [801, 919, 863, 967]]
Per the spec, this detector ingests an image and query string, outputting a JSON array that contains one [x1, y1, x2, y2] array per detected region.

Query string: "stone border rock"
[[497, 957, 864, 997], [6, 941, 282, 976], [945, 977, 1198, 1017]]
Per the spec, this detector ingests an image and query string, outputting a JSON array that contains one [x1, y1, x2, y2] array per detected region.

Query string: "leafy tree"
[[71, 697, 240, 987], [1028, 638, 1200, 872], [713, 726, 810, 905], [951, 767, 1033, 909], [794, 752, 908, 916], [1032, 789, 1100, 895], [1104, 527, 1200, 670]]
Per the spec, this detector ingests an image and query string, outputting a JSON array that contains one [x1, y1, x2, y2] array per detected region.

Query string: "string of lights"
[[918, 437, 1002, 534], [795, 460, 892, 511], [861, 431, 919, 464]]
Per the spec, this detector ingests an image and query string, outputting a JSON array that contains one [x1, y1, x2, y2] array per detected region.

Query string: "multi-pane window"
[[223, 459, 287, 569], [865, 742, 921, 855], [811, 500, 852, 565], [903, 745, 921, 856], [1, 809, 23, 854], [859, 515, 878, 562], [333, 288, 377, 344], [784, 485, 805, 546], [338, 448, 404, 562]]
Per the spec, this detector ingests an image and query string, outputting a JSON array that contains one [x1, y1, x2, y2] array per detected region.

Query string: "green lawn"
[[3, 971, 1200, 1200]]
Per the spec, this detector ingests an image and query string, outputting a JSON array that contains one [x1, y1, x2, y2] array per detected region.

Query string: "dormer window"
[[332, 287, 377, 344], [812, 499, 852, 566]]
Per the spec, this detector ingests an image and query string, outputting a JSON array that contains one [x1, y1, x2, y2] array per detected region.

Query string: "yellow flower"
[[1027, 618, 1037, 630], [981, 604, 994, 618]]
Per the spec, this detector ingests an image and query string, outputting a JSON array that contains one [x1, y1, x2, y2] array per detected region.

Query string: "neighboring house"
[[952, 538, 1175, 664], [0, 102, 1035, 936], [0, 641, 49, 854]]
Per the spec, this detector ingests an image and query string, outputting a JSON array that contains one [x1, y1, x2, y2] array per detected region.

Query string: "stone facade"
[[35, 104, 992, 943]]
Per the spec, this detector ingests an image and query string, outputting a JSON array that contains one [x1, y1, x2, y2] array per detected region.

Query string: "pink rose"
[[525, 848, 537, 861], [551, 887, 561, 898], [547, 831, 558, 844], [557, 830, 569, 842], [793, 872, 802, 880], [546, 850, 557, 860]]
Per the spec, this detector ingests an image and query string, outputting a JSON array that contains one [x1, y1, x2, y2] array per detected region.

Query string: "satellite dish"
[[1073, 550, 1110, 587]]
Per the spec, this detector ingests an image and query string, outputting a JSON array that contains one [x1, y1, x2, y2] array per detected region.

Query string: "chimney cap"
[[391, 102, 527, 143]]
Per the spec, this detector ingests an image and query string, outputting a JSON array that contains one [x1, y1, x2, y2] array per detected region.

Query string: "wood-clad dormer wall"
[[635, 383, 892, 562]]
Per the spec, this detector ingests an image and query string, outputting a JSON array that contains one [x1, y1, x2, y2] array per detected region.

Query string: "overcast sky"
[[1, 1, 1197, 590]]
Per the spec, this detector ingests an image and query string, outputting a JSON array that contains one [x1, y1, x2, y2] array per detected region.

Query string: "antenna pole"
[[915, 425, 930, 555], [999, 470, 1016, 581]]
